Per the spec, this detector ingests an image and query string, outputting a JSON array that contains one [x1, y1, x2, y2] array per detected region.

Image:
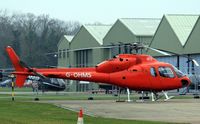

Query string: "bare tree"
[[0, 10, 81, 68]]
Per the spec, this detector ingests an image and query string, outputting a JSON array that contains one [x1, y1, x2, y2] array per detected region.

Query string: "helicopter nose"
[[181, 77, 191, 87]]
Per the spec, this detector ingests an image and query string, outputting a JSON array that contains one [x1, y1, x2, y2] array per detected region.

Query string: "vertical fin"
[[15, 75, 28, 87], [6, 46, 25, 71], [6, 46, 27, 87]]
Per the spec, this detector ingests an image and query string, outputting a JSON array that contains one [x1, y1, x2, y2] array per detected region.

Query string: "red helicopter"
[[5, 43, 195, 101]]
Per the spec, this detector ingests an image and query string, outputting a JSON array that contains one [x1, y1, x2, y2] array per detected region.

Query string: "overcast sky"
[[0, 0, 200, 24]]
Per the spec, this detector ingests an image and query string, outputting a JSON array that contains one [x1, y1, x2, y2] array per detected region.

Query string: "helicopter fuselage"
[[12, 54, 190, 91], [6, 46, 190, 91]]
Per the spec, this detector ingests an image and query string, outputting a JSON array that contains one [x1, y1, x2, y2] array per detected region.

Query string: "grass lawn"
[[0, 99, 178, 124], [0, 87, 32, 92]]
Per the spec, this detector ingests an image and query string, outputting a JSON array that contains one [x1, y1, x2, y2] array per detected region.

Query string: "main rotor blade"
[[19, 61, 32, 70], [192, 60, 200, 66], [45, 45, 133, 55], [145, 46, 199, 67], [19, 61, 48, 79], [155, 48, 199, 67], [45, 46, 114, 55], [145, 46, 171, 56], [32, 70, 47, 79]]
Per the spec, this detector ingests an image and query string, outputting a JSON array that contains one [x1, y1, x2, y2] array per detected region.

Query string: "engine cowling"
[[96, 55, 137, 73]]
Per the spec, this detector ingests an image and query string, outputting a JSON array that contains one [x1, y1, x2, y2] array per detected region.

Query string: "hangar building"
[[58, 25, 111, 91], [148, 15, 200, 75], [57, 35, 73, 67], [103, 18, 160, 57], [58, 14, 200, 92]]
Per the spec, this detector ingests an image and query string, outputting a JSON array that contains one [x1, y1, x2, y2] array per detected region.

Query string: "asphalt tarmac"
[[41, 99, 200, 124]]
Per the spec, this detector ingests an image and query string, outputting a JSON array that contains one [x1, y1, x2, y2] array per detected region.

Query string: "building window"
[[75, 49, 92, 92], [59, 50, 62, 58], [75, 49, 92, 67], [150, 67, 157, 77], [67, 49, 69, 58], [63, 49, 66, 58]]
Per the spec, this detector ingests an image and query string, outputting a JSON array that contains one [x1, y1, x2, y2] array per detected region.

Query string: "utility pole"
[[10, 74, 15, 101]]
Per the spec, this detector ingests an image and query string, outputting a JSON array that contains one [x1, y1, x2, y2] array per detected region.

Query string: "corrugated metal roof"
[[119, 18, 160, 36], [57, 35, 73, 47], [84, 25, 112, 45], [64, 35, 74, 42], [165, 15, 199, 46]]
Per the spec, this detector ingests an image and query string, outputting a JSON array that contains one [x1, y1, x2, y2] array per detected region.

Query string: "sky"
[[0, 0, 200, 24]]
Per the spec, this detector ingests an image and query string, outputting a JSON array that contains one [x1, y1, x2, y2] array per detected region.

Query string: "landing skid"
[[162, 91, 174, 101], [151, 91, 174, 101], [117, 89, 174, 103], [116, 88, 133, 102], [126, 88, 133, 102]]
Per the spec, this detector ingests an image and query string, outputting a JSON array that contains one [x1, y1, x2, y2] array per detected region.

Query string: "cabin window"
[[158, 67, 174, 78], [150, 67, 157, 77]]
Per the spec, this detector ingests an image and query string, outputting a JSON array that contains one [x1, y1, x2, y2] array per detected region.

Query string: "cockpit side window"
[[158, 67, 174, 78], [172, 66, 185, 78], [150, 67, 157, 77]]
